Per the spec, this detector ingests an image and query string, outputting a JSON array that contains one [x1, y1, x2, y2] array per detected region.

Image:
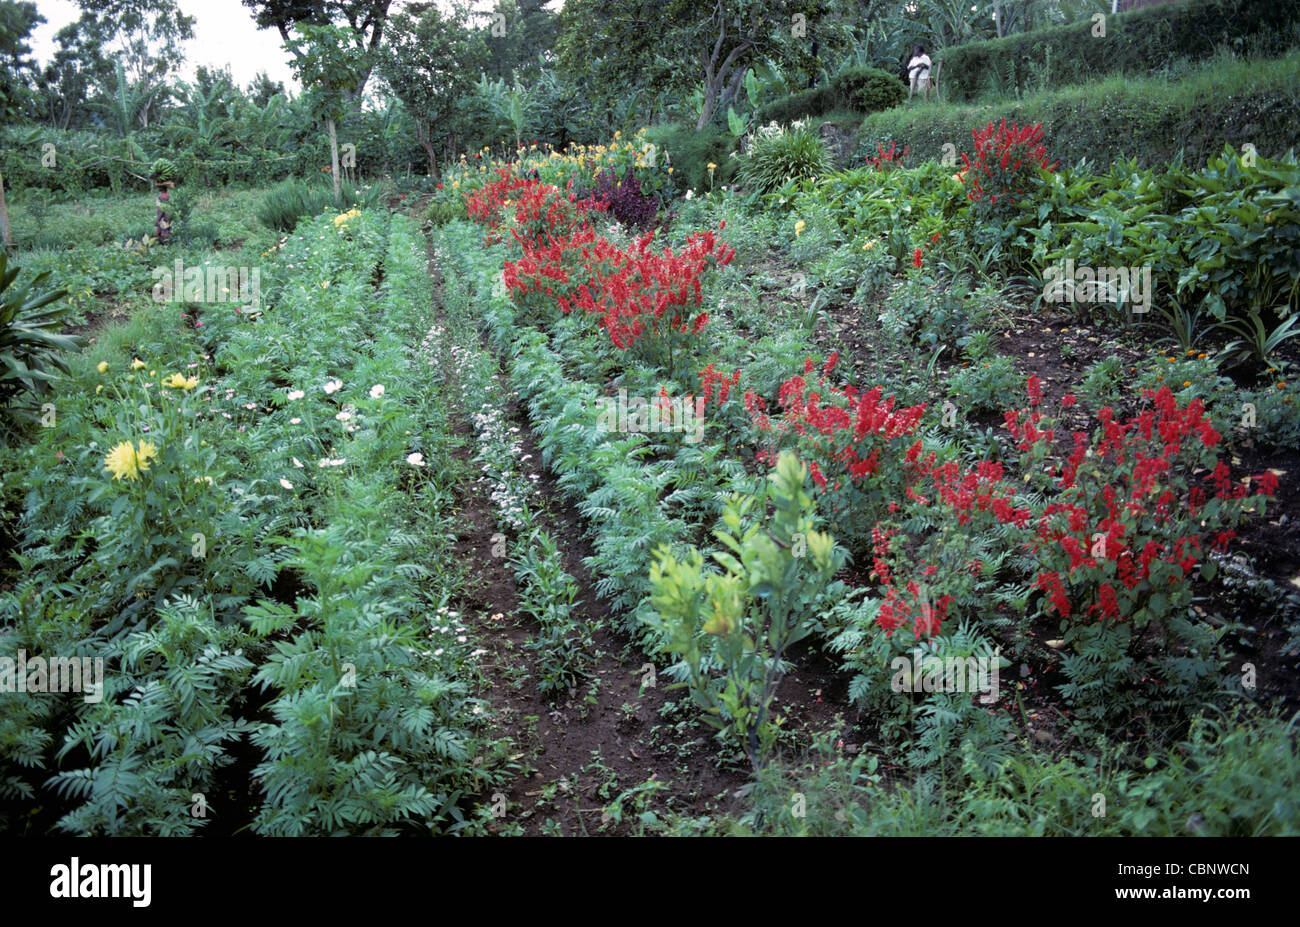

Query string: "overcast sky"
[[27, 0, 530, 93]]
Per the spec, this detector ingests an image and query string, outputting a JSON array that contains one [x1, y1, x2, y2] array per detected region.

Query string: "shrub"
[[647, 451, 841, 772], [831, 65, 906, 113], [257, 178, 382, 233], [423, 198, 464, 227], [755, 67, 904, 125], [755, 86, 834, 126], [959, 118, 1057, 219], [591, 166, 659, 230], [737, 123, 832, 194], [641, 124, 740, 192]]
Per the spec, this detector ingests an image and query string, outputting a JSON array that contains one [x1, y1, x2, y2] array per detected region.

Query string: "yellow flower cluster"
[[103, 440, 158, 481], [333, 208, 362, 228], [452, 128, 661, 185], [162, 373, 199, 390]]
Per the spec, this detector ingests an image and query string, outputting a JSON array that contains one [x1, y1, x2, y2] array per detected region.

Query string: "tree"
[[375, 3, 484, 177], [0, 0, 43, 245], [478, 0, 560, 83], [286, 23, 368, 204], [557, 0, 823, 132], [246, 71, 286, 107], [0, 0, 41, 121], [33, 18, 113, 130], [243, 0, 392, 100], [72, 0, 196, 128]]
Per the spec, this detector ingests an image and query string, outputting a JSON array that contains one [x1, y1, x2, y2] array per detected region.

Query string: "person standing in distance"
[[908, 44, 933, 102]]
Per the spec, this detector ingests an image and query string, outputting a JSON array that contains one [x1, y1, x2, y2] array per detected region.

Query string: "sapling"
[[647, 451, 842, 772]]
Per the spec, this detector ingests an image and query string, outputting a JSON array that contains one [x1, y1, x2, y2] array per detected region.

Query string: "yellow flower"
[[1183, 381, 1192, 387], [162, 373, 199, 390], [131, 358, 146, 370], [95, 385, 103, 394], [707, 162, 717, 171], [103, 440, 158, 481], [794, 220, 806, 237], [863, 239, 877, 251], [667, 167, 673, 174], [97, 361, 109, 374]]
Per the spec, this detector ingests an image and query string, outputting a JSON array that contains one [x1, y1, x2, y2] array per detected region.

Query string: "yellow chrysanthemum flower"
[[97, 361, 109, 374], [162, 373, 199, 390], [794, 220, 806, 237], [103, 440, 158, 481]]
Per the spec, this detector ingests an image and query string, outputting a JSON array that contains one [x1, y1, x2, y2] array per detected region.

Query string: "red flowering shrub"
[[906, 384, 1276, 637], [466, 168, 599, 247], [868, 141, 909, 171], [499, 175, 734, 372], [959, 119, 1058, 217], [746, 353, 926, 550]]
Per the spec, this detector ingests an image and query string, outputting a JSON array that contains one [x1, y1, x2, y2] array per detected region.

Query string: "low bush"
[[641, 124, 740, 192], [737, 124, 833, 195]]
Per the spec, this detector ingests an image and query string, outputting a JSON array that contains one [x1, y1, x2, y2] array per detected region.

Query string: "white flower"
[[323, 378, 342, 395], [369, 384, 385, 399], [290, 417, 302, 425], [279, 478, 293, 490], [335, 410, 351, 422], [287, 389, 305, 401], [292, 457, 303, 468], [406, 452, 425, 467]]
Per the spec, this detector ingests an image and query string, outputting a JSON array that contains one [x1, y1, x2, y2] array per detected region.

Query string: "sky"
[[30, 0, 300, 89], [27, 0, 529, 93]]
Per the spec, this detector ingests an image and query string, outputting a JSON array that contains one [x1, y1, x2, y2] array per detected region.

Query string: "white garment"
[[908, 54, 932, 82]]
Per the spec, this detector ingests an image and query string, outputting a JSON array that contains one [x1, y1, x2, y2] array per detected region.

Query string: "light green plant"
[[647, 451, 841, 773]]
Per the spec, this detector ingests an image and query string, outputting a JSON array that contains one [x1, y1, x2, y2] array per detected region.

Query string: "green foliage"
[[647, 451, 842, 773], [512, 529, 595, 700], [860, 50, 1300, 172], [257, 177, 381, 233], [756, 66, 904, 125], [642, 123, 739, 192], [943, 0, 1300, 103], [0, 250, 77, 425], [738, 124, 832, 195], [830, 65, 905, 114]]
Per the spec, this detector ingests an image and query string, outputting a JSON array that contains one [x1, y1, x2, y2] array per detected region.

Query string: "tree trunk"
[[417, 121, 438, 178], [0, 165, 11, 245], [328, 116, 341, 205]]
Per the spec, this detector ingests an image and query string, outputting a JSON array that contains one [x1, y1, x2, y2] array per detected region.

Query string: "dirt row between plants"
[[422, 237, 756, 835]]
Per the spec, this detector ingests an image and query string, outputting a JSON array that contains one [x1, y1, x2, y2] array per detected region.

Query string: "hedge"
[[941, 0, 1300, 103], [858, 51, 1300, 170], [756, 66, 904, 127]]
